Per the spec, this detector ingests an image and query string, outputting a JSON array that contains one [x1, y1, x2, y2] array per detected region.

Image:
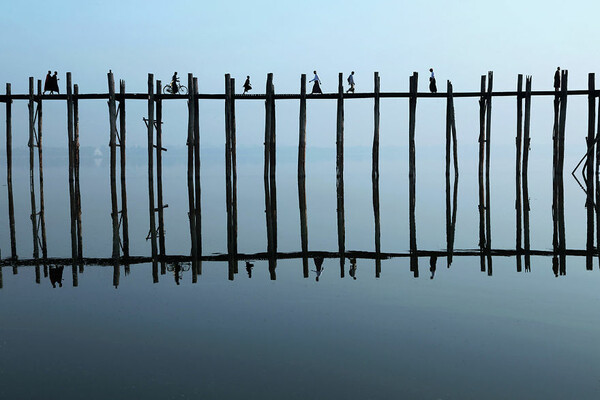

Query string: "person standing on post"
[[171, 72, 179, 94], [51, 71, 59, 94], [243, 76, 252, 94], [554, 67, 561, 91], [43, 71, 52, 94], [346, 71, 355, 93], [310, 70, 322, 94], [429, 68, 437, 93]]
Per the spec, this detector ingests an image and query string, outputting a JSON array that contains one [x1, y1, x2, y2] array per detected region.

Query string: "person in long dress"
[[51, 71, 59, 94], [429, 68, 437, 93], [43, 71, 52, 94], [171, 72, 179, 94], [554, 67, 561, 91], [310, 71, 322, 94], [243, 76, 252, 94]]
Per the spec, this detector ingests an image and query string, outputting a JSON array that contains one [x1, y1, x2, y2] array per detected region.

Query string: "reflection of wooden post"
[[445, 80, 458, 267], [147, 74, 158, 262], [72, 265, 78, 287], [67, 73, 77, 262], [28, 77, 39, 259], [586, 73, 595, 270], [298, 74, 309, 277], [37, 80, 47, 260], [336, 73, 345, 277], [119, 80, 129, 259], [0, 267, 3, 288], [6, 84, 16, 260], [156, 80, 166, 266], [186, 74, 198, 276], [74, 85, 82, 261], [113, 263, 120, 288], [108, 72, 120, 261], [373, 72, 381, 277], [523, 76, 532, 271], [478, 75, 486, 272], [515, 74, 523, 272], [408, 72, 418, 275], [193, 78, 202, 274]]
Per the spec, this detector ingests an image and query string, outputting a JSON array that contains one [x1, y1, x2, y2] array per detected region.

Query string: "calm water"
[[1, 96, 600, 398]]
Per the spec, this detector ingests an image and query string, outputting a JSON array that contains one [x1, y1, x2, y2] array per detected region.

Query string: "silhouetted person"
[[346, 71, 355, 93], [43, 71, 52, 94], [49, 265, 64, 288], [310, 71, 322, 94], [429, 68, 437, 93], [171, 72, 179, 94], [243, 76, 252, 94], [554, 67, 561, 91], [51, 71, 59, 94], [349, 257, 357, 280], [246, 261, 254, 278], [313, 256, 324, 282], [429, 256, 437, 280]]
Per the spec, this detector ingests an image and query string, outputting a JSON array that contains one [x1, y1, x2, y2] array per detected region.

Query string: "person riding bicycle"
[[171, 72, 179, 94]]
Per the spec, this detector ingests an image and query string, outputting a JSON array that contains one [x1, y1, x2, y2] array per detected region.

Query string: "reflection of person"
[[43, 71, 52, 94], [243, 76, 252, 94], [246, 261, 254, 278], [49, 265, 64, 288], [429, 68, 437, 93], [312, 256, 324, 282], [171, 72, 179, 94], [51, 71, 60, 94], [310, 71, 322, 94], [349, 257, 357, 280], [346, 71, 355, 93], [429, 256, 437, 280], [554, 67, 561, 91]]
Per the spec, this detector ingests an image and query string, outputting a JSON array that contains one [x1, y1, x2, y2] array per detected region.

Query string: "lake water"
[[1, 94, 600, 399]]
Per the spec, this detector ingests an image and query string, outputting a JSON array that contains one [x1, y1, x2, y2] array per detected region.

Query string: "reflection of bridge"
[[2, 70, 599, 286]]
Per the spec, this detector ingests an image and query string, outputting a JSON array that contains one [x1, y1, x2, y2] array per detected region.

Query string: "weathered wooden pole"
[[225, 74, 234, 278], [147, 73, 158, 263], [28, 77, 39, 259], [231, 78, 238, 272], [66, 73, 77, 262], [478, 75, 487, 272], [113, 263, 120, 288], [107, 72, 120, 261], [336, 72, 345, 276], [557, 71, 568, 271], [523, 76, 532, 271], [193, 78, 202, 275], [298, 74, 309, 277], [552, 78, 560, 256], [586, 73, 595, 270], [485, 71, 493, 275], [373, 72, 381, 277], [36, 80, 47, 260], [596, 94, 600, 265], [269, 76, 277, 257], [264, 73, 274, 259], [445, 80, 458, 266], [515, 74, 523, 272], [73, 84, 82, 262], [186, 73, 199, 275], [119, 79, 129, 259], [408, 72, 418, 275], [156, 80, 166, 267], [5, 83, 16, 260]]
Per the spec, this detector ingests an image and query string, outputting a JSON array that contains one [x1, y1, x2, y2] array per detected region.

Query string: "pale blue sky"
[[2, 0, 599, 148]]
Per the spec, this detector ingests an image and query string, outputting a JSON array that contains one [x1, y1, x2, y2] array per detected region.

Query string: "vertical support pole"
[[28, 77, 39, 259], [557, 70, 568, 274], [515, 74, 523, 272], [66, 73, 77, 262], [230, 78, 238, 273], [523, 76, 532, 271], [373, 72, 381, 277], [269, 76, 277, 258], [552, 76, 560, 260], [37, 80, 47, 260], [336, 73, 345, 277], [596, 92, 600, 266], [186, 74, 198, 276], [119, 79, 129, 259], [225, 74, 234, 279], [485, 71, 493, 275], [147, 74, 158, 283], [113, 263, 120, 288], [108, 72, 120, 261], [156, 80, 166, 271], [6, 83, 16, 260], [478, 75, 487, 272], [586, 73, 595, 270], [298, 74, 309, 277], [408, 72, 418, 276], [193, 78, 202, 275], [264, 73, 274, 261], [445, 80, 458, 266], [74, 84, 82, 263]]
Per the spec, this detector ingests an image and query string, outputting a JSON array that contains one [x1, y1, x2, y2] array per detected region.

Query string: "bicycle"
[[163, 82, 188, 95]]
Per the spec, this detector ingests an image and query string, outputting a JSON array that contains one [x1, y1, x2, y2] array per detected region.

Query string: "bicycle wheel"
[[163, 85, 172, 94], [178, 85, 188, 95]]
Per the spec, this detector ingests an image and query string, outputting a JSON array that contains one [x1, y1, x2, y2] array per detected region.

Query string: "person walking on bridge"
[[429, 68, 437, 93], [310, 70, 322, 94], [171, 72, 179, 94], [346, 71, 355, 93], [243, 76, 252, 94], [554, 67, 561, 91], [43, 71, 52, 94]]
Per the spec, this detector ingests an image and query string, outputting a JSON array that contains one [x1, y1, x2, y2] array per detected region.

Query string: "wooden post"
[[156, 80, 166, 267], [107, 72, 120, 261], [72, 265, 78, 287], [186, 73, 198, 275], [552, 77, 560, 256], [336, 73, 346, 276], [596, 93, 600, 265], [264, 74, 274, 259], [37, 80, 47, 260], [193, 77, 202, 275], [147, 73, 158, 262], [66, 73, 77, 262], [28, 77, 39, 259], [523, 76, 532, 271], [269, 76, 277, 257], [557, 71, 568, 271], [6, 83, 16, 260], [231, 78, 238, 273], [445, 80, 458, 266], [485, 71, 493, 275], [74, 84, 82, 261], [586, 73, 595, 270], [515, 74, 523, 272], [298, 74, 309, 277], [0, 266, 3, 288], [478, 75, 486, 272], [373, 72, 381, 277], [119, 79, 129, 259], [225, 74, 234, 278], [113, 263, 120, 289], [408, 72, 418, 275]]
